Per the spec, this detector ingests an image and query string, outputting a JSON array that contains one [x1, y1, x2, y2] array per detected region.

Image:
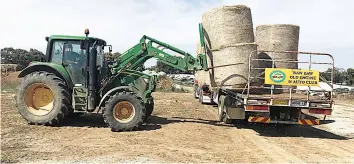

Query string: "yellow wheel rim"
[[24, 83, 54, 116], [113, 101, 135, 123]]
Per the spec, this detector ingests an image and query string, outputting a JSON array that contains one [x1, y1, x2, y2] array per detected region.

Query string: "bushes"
[[1, 47, 44, 70], [156, 76, 189, 93]]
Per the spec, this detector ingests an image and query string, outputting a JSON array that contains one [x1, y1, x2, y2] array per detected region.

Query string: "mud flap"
[[224, 95, 245, 119], [226, 107, 245, 119]]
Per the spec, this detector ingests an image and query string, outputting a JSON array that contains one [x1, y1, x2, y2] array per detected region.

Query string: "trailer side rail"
[[244, 50, 334, 109]]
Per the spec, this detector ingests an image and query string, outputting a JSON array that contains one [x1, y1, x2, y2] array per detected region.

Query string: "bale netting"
[[202, 5, 255, 50], [256, 24, 300, 69], [211, 43, 261, 90]]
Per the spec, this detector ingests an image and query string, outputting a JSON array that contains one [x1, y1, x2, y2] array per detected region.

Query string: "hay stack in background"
[[256, 24, 300, 69], [202, 5, 255, 50], [212, 43, 260, 89]]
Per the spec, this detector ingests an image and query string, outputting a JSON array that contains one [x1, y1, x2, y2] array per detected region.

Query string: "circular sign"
[[269, 70, 286, 83]]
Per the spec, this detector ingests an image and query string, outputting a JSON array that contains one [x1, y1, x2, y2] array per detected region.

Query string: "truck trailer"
[[194, 24, 335, 126]]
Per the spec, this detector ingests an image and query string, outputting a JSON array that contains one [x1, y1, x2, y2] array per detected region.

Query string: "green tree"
[[320, 67, 354, 85], [104, 52, 121, 61], [347, 68, 354, 85], [1, 47, 44, 70]]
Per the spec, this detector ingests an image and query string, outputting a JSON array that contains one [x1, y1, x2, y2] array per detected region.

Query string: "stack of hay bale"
[[195, 5, 301, 93], [194, 40, 216, 89], [196, 5, 260, 90], [255, 24, 300, 92]]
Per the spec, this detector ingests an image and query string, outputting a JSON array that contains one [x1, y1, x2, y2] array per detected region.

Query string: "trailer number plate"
[[291, 101, 307, 107], [273, 99, 288, 105]]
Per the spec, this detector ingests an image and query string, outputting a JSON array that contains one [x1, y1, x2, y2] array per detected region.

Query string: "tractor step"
[[72, 86, 87, 112]]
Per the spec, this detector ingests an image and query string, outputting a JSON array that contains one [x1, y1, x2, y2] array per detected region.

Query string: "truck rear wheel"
[[199, 89, 205, 104], [15, 72, 70, 125], [194, 87, 198, 99], [103, 91, 146, 132], [218, 95, 232, 124]]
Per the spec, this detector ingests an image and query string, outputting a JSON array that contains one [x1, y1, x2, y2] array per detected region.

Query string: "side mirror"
[[104, 45, 112, 53]]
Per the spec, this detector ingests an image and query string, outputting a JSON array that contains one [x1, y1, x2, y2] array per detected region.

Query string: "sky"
[[0, 0, 353, 71]]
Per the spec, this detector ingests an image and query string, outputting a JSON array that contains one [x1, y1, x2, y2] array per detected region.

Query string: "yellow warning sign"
[[265, 68, 320, 86]]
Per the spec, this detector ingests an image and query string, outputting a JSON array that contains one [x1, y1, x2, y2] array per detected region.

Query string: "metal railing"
[[245, 50, 335, 103]]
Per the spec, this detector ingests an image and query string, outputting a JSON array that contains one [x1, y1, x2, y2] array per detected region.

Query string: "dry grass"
[[334, 94, 354, 105], [156, 76, 174, 91], [1, 72, 20, 93]]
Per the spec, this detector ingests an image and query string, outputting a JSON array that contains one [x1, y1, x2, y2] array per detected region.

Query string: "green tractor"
[[15, 27, 208, 132]]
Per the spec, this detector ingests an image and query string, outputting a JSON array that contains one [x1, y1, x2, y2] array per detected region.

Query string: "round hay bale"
[[195, 41, 214, 87], [211, 43, 260, 89], [202, 5, 255, 50], [256, 24, 300, 69], [196, 41, 213, 68]]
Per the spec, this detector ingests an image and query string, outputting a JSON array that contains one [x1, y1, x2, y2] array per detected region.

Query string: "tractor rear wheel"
[[15, 72, 70, 125], [103, 91, 146, 132]]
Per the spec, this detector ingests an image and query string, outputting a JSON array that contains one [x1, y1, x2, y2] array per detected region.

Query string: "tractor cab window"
[[63, 41, 87, 86], [51, 41, 65, 64], [51, 40, 88, 85], [51, 40, 87, 65], [63, 41, 86, 66]]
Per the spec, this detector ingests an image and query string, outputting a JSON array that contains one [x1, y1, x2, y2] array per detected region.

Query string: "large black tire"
[[193, 86, 198, 99], [103, 91, 146, 132], [199, 89, 205, 104], [218, 96, 225, 122], [15, 72, 70, 125], [218, 95, 232, 124], [144, 98, 154, 121]]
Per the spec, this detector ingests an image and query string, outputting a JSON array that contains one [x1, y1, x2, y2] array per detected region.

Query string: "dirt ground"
[[1, 90, 354, 163], [1, 72, 354, 163]]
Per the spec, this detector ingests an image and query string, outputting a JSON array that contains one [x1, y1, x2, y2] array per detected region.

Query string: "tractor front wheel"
[[15, 72, 70, 125], [103, 91, 146, 132]]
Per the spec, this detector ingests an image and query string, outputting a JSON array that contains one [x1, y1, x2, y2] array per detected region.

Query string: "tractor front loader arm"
[[110, 34, 208, 75]]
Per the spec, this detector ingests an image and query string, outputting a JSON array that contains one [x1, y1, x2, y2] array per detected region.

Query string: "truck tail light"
[[309, 109, 332, 115], [246, 105, 269, 111]]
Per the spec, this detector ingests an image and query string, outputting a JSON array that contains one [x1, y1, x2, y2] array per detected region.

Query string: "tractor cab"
[[44, 34, 108, 87]]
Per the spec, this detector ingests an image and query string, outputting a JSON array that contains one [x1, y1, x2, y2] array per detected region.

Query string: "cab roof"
[[49, 35, 107, 45]]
